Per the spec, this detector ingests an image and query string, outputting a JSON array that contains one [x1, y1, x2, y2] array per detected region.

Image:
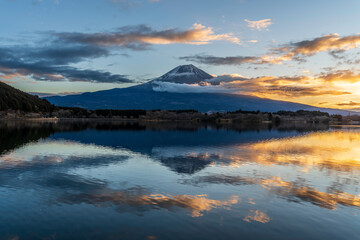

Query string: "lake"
[[0, 121, 359, 240]]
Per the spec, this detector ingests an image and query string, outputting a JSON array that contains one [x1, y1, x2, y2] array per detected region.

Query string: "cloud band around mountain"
[[152, 72, 353, 98]]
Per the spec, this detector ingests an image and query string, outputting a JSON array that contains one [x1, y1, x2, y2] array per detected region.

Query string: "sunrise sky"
[[1, 0, 360, 110]]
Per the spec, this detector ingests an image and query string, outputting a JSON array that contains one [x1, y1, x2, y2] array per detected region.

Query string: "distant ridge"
[[45, 65, 353, 115]]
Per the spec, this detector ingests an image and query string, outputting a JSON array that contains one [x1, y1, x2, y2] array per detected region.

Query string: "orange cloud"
[[336, 101, 360, 106], [60, 189, 239, 217], [176, 130, 360, 174], [259, 177, 360, 210], [203, 74, 353, 98], [57, 23, 240, 47], [318, 70, 360, 83], [186, 175, 360, 210], [182, 33, 360, 65], [243, 210, 271, 223], [245, 19, 273, 31], [262, 34, 360, 64]]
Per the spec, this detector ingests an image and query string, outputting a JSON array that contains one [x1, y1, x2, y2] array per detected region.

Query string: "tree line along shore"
[[0, 107, 357, 124]]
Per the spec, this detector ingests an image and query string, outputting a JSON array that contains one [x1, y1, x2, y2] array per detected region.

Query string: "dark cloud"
[[336, 101, 360, 106], [179, 54, 258, 66], [0, 45, 132, 83], [31, 67, 132, 83], [264, 86, 351, 97], [29, 45, 110, 65]]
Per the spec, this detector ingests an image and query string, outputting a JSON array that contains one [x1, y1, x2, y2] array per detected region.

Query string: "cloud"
[[0, 58, 132, 84], [336, 101, 360, 106], [223, 74, 352, 97], [32, 68, 132, 83], [184, 174, 360, 210], [279, 34, 360, 56], [55, 23, 240, 49], [204, 74, 248, 85], [262, 86, 351, 97], [0, 43, 132, 83], [152, 81, 237, 94], [182, 33, 360, 66], [243, 210, 270, 223], [28, 92, 82, 97], [265, 33, 360, 64], [0, 44, 109, 66], [151, 72, 353, 98], [245, 19, 273, 30], [317, 69, 360, 83], [59, 186, 238, 217], [27, 45, 110, 65], [179, 55, 258, 66]]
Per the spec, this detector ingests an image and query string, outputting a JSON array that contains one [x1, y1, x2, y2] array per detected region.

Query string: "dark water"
[[0, 121, 359, 240]]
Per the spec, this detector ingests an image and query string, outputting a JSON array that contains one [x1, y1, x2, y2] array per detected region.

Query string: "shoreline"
[[0, 117, 352, 125], [1, 109, 358, 125]]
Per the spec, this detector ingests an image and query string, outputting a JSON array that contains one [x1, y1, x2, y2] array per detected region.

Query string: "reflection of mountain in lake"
[[0, 121, 54, 155], [0, 121, 352, 175], [0, 121, 329, 174], [2, 121, 360, 175]]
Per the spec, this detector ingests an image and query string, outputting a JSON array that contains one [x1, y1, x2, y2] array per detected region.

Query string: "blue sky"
[[1, 0, 360, 109]]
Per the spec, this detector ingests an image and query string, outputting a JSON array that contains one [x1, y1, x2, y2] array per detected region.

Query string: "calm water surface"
[[0, 121, 359, 240]]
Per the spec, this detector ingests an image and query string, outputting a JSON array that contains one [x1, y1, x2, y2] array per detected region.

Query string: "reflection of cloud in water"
[[230, 131, 360, 172], [0, 140, 132, 169], [260, 177, 360, 210], [183, 175, 360, 210], [154, 130, 360, 173], [59, 186, 239, 217], [243, 210, 270, 223]]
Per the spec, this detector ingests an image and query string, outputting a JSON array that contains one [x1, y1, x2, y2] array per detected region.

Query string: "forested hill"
[[0, 81, 53, 112]]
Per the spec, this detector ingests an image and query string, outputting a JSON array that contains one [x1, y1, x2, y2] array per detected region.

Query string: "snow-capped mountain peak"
[[155, 64, 213, 84]]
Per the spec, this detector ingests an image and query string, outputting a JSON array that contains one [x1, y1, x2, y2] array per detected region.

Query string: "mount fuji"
[[155, 64, 213, 84], [45, 65, 351, 114]]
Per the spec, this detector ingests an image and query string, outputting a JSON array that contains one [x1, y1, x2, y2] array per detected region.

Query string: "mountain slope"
[[46, 65, 351, 115], [0, 81, 53, 112], [156, 64, 213, 84]]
